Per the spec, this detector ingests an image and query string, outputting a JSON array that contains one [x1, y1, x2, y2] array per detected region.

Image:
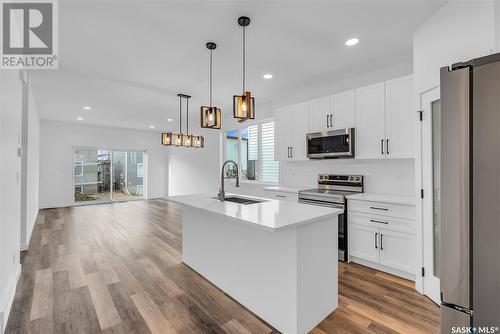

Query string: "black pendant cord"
[[179, 95, 182, 134], [209, 49, 213, 108], [186, 97, 189, 135], [242, 25, 246, 93]]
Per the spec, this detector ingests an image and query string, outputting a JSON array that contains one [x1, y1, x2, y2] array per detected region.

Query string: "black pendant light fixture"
[[200, 42, 221, 129], [233, 16, 255, 122], [162, 93, 204, 148]]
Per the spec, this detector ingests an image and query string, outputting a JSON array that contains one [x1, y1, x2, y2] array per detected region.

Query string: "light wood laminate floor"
[[6, 199, 439, 334]]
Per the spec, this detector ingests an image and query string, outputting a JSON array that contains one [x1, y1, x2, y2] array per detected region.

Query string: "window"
[[136, 185, 143, 195], [74, 161, 83, 176], [223, 120, 279, 184], [137, 162, 144, 177], [75, 185, 83, 194]]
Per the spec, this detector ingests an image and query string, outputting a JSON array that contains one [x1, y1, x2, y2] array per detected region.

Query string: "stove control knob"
[[355, 177, 360, 181], [349, 176, 354, 181]]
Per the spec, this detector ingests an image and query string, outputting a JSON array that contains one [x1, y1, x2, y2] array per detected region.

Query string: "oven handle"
[[298, 198, 345, 209]]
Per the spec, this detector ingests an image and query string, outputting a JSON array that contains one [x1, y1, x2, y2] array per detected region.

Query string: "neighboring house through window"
[[137, 162, 144, 177], [74, 161, 83, 177]]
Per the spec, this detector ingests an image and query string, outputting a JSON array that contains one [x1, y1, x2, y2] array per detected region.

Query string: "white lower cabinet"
[[349, 223, 380, 263], [348, 198, 416, 279], [379, 229, 414, 273]]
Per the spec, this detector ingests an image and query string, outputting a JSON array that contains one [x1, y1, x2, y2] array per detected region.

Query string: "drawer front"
[[265, 190, 298, 202], [348, 199, 415, 220], [348, 211, 415, 234]]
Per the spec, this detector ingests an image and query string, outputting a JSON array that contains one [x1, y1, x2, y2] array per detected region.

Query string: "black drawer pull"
[[370, 206, 388, 211], [370, 219, 389, 225]]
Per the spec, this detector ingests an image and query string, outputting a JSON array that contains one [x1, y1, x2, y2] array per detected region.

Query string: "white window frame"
[[137, 162, 144, 178], [75, 185, 83, 193], [74, 161, 83, 177], [223, 118, 278, 185]]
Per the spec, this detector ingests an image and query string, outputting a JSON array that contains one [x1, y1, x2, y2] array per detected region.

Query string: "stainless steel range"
[[298, 174, 363, 262]]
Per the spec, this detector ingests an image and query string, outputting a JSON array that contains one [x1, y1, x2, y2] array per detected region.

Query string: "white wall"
[[39, 120, 167, 208], [413, 0, 498, 294], [0, 70, 23, 333], [166, 129, 220, 196]]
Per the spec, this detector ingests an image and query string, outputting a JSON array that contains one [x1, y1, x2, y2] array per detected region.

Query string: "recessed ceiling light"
[[76, 117, 84, 121], [149, 125, 155, 129], [167, 118, 173, 122], [345, 38, 359, 46], [263, 74, 273, 79], [83, 106, 92, 110]]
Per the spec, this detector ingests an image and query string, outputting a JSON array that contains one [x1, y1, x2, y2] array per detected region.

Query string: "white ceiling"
[[31, 0, 445, 132]]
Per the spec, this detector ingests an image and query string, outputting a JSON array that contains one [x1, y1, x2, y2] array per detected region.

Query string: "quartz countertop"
[[168, 193, 342, 230], [346, 193, 416, 206]]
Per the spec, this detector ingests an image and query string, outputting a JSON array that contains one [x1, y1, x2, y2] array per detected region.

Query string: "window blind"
[[261, 122, 279, 183]]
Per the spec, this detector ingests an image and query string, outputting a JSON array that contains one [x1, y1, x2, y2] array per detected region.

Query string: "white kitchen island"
[[168, 193, 342, 334]]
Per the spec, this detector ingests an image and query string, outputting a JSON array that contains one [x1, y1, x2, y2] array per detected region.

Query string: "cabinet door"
[[332, 90, 356, 129], [379, 229, 414, 273], [385, 75, 414, 158], [290, 102, 309, 161], [355, 82, 386, 159], [274, 106, 291, 161], [309, 96, 330, 133], [349, 223, 380, 263]]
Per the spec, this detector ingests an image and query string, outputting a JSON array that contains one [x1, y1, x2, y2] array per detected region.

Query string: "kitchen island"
[[168, 193, 342, 334]]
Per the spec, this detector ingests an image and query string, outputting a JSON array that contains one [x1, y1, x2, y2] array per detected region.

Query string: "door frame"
[[71, 146, 148, 206], [418, 86, 441, 304]]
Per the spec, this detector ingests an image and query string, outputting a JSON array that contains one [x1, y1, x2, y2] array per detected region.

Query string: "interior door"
[[355, 82, 386, 159], [421, 87, 441, 304]]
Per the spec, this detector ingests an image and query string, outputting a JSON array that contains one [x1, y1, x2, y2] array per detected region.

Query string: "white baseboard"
[[0, 265, 21, 334], [349, 256, 416, 281]]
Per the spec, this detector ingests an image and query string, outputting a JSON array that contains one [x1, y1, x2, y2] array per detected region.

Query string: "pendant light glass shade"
[[161, 132, 172, 146], [201, 106, 221, 128], [173, 133, 183, 146], [182, 134, 193, 147], [233, 91, 255, 122], [192, 135, 204, 148], [201, 42, 222, 129], [233, 16, 255, 122]]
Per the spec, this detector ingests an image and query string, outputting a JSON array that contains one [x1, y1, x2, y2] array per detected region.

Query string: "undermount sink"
[[214, 196, 267, 205]]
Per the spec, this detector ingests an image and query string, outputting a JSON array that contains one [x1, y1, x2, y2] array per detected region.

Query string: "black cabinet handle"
[[370, 206, 389, 211], [330, 114, 334, 128], [380, 234, 384, 250], [375, 232, 378, 249], [287, 147, 290, 158], [381, 139, 384, 155], [326, 115, 329, 127], [386, 139, 390, 155], [290, 147, 293, 158], [370, 219, 389, 224]]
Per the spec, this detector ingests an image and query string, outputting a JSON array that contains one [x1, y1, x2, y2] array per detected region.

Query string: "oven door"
[[307, 128, 355, 159], [298, 198, 347, 261]]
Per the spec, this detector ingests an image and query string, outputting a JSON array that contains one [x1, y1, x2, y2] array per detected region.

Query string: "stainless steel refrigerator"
[[440, 52, 500, 332]]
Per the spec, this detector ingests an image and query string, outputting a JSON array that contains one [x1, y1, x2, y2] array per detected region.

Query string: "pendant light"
[[233, 16, 255, 122], [162, 94, 203, 148], [200, 42, 221, 129]]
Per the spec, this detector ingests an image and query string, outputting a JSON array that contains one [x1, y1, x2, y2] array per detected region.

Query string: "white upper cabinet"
[[385, 75, 414, 158], [274, 103, 309, 161], [275, 75, 414, 161], [274, 106, 291, 161], [355, 82, 386, 159], [290, 102, 309, 161], [309, 96, 331, 133], [331, 89, 356, 130]]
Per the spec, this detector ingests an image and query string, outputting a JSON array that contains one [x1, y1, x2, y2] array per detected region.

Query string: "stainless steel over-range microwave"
[[306, 128, 355, 159]]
